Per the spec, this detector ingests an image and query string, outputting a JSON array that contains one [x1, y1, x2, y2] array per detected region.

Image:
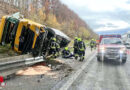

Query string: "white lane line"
[[58, 52, 96, 90]]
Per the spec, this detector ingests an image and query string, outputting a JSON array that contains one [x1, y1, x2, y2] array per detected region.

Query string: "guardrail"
[[0, 56, 44, 72]]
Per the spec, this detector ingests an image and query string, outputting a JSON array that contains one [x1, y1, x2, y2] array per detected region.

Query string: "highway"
[[68, 49, 130, 90], [2, 49, 130, 90]]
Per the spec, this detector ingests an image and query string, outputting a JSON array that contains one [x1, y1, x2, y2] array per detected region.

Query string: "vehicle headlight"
[[99, 47, 106, 53], [119, 47, 126, 53]]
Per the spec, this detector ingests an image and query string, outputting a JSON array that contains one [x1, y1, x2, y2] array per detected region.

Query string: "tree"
[[45, 14, 61, 29]]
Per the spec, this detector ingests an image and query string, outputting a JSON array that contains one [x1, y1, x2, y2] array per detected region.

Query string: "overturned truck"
[[0, 14, 70, 57], [42, 27, 70, 56]]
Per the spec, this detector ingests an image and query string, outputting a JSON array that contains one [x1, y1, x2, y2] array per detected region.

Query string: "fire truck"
[[97, 34, 127, 63], [99, 35, 121, 43]]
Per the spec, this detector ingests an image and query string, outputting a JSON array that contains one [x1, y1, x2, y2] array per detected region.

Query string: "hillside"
[[0, 0, 98, 39], [0, 1, 18, 20]]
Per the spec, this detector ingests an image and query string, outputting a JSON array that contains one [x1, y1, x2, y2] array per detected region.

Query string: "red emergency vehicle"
[[97, 34, 127, 63], [99, 35, 121, 43]]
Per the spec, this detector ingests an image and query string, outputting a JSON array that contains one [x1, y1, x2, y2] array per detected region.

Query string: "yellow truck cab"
[[0, 16, 19, 45], [14, 19, 46, 56], [0, 16, 46, 56]]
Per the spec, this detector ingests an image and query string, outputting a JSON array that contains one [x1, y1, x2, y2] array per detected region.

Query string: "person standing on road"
[[94, 39, 97, 49], [77, 38, 86, 61], [73, 37, 79, 59], [90, 39, 95, 51]]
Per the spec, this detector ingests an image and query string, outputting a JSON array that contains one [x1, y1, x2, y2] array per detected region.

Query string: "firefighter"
[[77, 38, 86, 61], [62, 47, 73, 58], [73, 37, 79, 59], [49, 37, 57, 58], [94, 39, 97, 49], [56, 42, 60, 57], [90, 39, 95, 51]]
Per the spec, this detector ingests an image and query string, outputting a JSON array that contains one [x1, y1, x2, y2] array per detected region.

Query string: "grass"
[[0, 44, 11, 53], [0, 44, 17, 56]]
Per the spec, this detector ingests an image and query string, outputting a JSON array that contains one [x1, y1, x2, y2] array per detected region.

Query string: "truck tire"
[[97, 57, 101, 62], [122, 59, 126, 63]]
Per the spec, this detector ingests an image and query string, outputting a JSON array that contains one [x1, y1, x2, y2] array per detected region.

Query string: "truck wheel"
[[122, 59, 126, 63], [97, 57, 101, 62]]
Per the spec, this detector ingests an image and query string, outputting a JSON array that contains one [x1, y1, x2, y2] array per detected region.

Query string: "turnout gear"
[[73, 37, 86, 61], [62, 47, 73, 58], [73, 37, 78, 59], [52, 37, 56, 41], [56, 42, 60, 56], [77, 40, 86, 61], [90, 39, 96, 51], [49, 37, 57, 58]]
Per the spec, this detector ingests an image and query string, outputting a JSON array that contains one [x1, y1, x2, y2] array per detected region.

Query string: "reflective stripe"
[[51, 47, 56, 49], [79, 48, 85, 51], [75, 54, 78, 56]]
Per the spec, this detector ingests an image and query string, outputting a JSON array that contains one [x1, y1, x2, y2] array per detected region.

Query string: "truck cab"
[[0, 15, 46, 57], [97, 35, 127, 63]]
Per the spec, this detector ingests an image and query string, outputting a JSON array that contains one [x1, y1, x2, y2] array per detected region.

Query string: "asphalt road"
[[2, 49, 130, 90], [68, 49, 130, 90]]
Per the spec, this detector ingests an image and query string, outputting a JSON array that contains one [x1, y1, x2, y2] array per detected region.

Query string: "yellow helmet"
[[52, 38, 56, 41], [65, 47, 68, 50], [75, 37, 78, 40], [78, 38, 82, 41]]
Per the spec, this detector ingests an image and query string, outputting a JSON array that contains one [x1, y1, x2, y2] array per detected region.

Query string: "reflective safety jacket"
[[90, 40, 95, 46], [56, 43, 60, 49], [50, 41, 57, 49], [78, 41, 86, 51], [62, 49, 70, 56], [74, 39, 78, 48]]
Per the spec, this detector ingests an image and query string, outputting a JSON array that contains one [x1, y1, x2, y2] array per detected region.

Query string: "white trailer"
[[122, 31, 130, 48]]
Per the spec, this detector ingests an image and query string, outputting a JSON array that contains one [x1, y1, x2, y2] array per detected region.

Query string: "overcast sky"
[[60, 0, 130, 34]]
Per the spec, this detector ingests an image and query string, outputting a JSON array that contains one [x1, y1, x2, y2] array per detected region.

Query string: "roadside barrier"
[[0, 56, 44, 72]]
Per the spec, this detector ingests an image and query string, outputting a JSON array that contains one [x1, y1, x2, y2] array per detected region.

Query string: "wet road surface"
[[68, 50, 130, 90]]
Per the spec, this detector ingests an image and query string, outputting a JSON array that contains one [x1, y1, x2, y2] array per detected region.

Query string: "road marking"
[[58, 52, 96, 90]]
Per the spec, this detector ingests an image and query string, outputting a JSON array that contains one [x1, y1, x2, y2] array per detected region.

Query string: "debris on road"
[[16, 66, 51, 76], [16, 58, 72, 77]]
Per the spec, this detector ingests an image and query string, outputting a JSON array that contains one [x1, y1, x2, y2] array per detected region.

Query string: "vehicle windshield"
[[101, 38, 122, 45]]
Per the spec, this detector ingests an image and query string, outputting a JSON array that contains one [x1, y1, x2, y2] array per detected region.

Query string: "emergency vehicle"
[[97, 35, 127, 63]]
